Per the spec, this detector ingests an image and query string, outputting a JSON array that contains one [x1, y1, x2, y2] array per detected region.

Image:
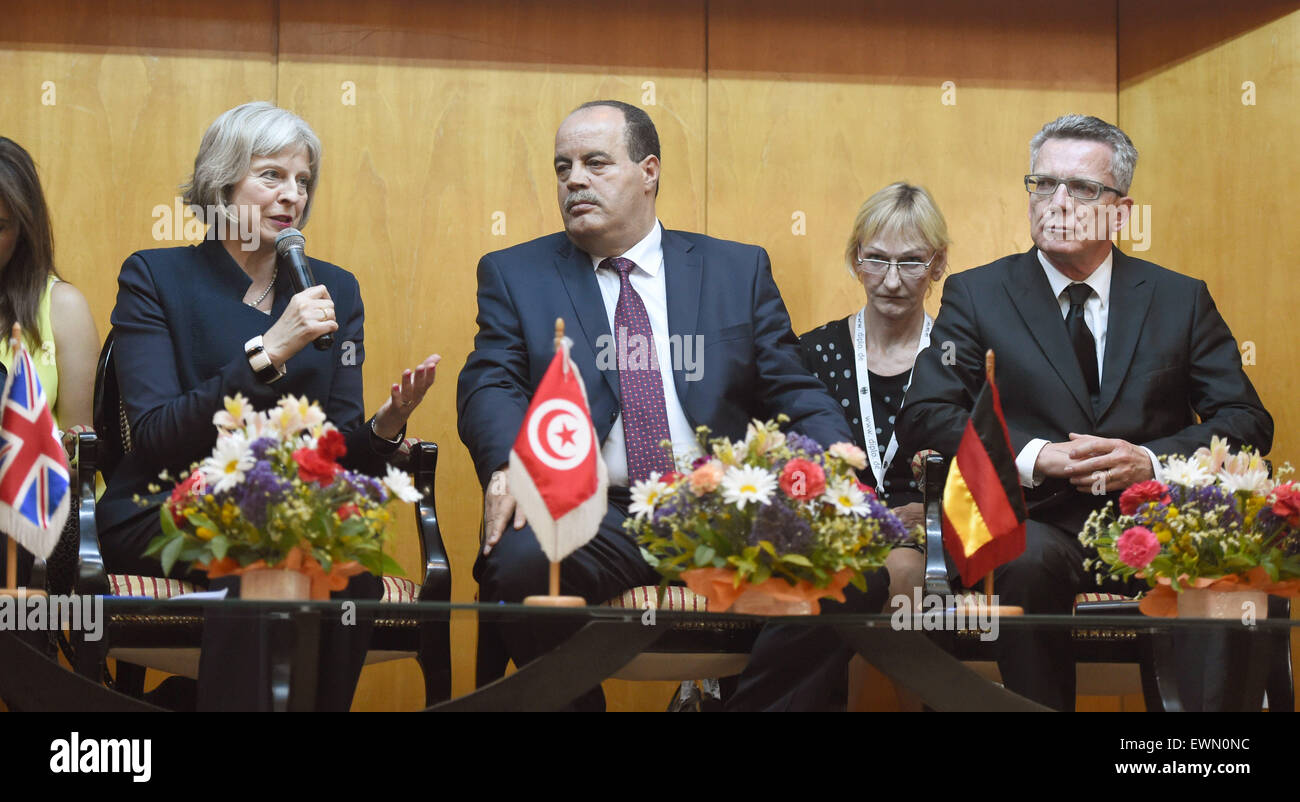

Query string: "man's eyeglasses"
[[854, 252, 937, 279], [1024, 174, 1123, 201]]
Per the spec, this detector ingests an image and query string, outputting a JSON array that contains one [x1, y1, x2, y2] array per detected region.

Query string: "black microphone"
[[275, 227, 333, 351]]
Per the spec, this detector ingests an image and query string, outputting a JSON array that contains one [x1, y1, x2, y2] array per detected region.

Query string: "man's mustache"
[[565, 191, 600, 211]]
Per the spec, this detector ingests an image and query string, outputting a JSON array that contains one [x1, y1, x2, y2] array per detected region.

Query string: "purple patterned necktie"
[[602, 256, 674, 483]]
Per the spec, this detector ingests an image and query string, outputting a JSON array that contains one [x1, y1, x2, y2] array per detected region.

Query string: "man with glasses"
[[897, 114, 1271, 710]]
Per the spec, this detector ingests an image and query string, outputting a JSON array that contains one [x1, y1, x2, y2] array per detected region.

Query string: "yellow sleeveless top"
[[0, 276, 62, 430]]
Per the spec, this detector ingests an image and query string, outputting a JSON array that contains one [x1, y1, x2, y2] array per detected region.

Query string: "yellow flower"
[[1154, 524, 1172, 544], [196, 526, 216, 541]]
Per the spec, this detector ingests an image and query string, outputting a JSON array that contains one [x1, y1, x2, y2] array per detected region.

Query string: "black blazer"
[[98, 238, 400, 536], [896, 246, 1272, 532], [456, 229, 854, 487]]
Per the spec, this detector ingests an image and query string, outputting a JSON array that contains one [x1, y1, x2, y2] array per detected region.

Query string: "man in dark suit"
[[457, 101, 866, 708], [896, 114, 1272, 710]]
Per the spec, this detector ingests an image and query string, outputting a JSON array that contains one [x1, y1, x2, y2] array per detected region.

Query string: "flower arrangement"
[[625, 417, 915, 610], [143, 394, 420, 595], [1079, 437, 1300, 594]]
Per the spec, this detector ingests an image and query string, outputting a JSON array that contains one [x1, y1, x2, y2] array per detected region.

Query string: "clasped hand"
[[1035, 433, 1153, 493]]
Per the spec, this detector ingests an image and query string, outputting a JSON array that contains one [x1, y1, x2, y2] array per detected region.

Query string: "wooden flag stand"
[[1, 539, 45, 598], [523, 319, 587, 608], [950, 350, 1022, 620]]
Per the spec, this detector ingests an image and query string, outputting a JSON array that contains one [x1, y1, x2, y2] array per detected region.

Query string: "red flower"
[[294, 446, 339, 484], [317, 429, 347, 462], [660, 470, 684, 485], [167, 470, 205, 517], [1119, 480, 1171, 516], [779, 459, 826, 501], [336, 503, 360, 521], [856, 480, 877, 499], [1116, 526, 1161, 569], [1271, 482, 1300, 525]]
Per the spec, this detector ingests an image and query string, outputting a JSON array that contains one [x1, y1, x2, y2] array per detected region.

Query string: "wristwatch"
[[245, 335, 286, 384]]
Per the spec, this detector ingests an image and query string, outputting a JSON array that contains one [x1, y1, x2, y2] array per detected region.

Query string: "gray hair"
[[1029, 114, 1138, 194], [181, 102, 322, 227]]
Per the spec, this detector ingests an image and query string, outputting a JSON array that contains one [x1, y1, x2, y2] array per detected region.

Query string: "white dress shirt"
[[589, 220, 702, 486], [1015, 250, 1161, 487]]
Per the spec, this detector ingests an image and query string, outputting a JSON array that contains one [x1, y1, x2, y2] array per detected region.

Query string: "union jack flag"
[[0, 333, 69, 560]]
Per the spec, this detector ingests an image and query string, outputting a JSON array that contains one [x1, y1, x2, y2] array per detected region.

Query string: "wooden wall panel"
[[706, 0, 1117, 337], [276, 0, 706, 710], [1118, 3, 1300, 467], [0, 0, 277, 343]]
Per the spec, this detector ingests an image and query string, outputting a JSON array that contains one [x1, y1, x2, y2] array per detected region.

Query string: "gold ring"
[[319, 308, 328, 321]]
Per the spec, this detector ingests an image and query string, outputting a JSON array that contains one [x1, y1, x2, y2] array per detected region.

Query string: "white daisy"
[[199, 433, 255, 494], [1163, 456, 1214, 488], [384, 465, 423, 503], [822, 477, 870, 516], [630, 473, 670, 520], [1218, 466, 1272, 496], [720, 465, 776, 510]]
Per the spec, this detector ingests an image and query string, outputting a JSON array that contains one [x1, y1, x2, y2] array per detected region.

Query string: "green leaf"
[[160, 537, 183, 576], [210, 534, 229, 561], [159, 506, 180, 537], [694, 545, 716, 566], [751, 563, 772, 585], [143, 533, 171, 557], [184, 511, 219, 534], [782, 554, 814, 567]]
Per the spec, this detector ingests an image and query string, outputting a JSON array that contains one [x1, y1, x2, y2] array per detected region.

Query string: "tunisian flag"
[[941, 377, 1027, 588], [508, 333, 607, 562]]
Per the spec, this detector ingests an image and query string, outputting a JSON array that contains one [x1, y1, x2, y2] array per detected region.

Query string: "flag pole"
[[523, 318, 587, 609], [983, 350, 996, 601]]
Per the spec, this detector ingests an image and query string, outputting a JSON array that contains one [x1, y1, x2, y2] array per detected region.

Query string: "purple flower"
[[747, 500, 815, 554], [1187, 484, 1243, 528], [250, 436, 278, 460], [238, 460, 290, 527], [868, 497, 909, 545], [785, 432, 824, 458], [340, 470, 387, 503]]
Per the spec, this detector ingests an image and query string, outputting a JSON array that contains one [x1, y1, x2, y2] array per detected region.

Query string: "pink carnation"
[[779, 459, 826, 501], [688, 460, 724, 496], [1116, 526, 1160, 569]]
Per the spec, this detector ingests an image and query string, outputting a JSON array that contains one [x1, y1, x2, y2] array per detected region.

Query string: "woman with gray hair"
[[96, 103, 438, 707], [798, 182, 950, 600]]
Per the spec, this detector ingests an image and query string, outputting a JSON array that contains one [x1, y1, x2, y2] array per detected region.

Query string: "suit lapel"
[[662, 229, 702, 406], [1002, 249, 1095, 422], [554, 240, 620, 402], [1096, 248, 1154, 419]]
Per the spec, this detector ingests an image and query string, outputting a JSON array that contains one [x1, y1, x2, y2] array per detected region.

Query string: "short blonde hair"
[[181, 102, 322, 228], [843, 182, 951, 278]]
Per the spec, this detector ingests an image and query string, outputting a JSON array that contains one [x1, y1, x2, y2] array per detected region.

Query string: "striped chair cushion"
[[1074, 592, 1134, 607], [604, 585, 709, 612], [380, 575, 419, 604], [108, 575, 199, 598]]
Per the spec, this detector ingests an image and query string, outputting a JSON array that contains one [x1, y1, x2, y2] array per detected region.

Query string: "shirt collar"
[[587, 219, 663, 276], [1038, 248, 1112, 311]]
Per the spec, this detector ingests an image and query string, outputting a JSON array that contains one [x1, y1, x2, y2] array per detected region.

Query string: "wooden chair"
[[919, 453, 1294, 711], [65, 331, 452, 706]]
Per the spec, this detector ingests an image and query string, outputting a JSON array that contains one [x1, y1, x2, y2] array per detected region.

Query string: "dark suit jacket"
[[98, 238, 400, 538], [896, 246, 1272, 532], [456, 228, 853, 487]]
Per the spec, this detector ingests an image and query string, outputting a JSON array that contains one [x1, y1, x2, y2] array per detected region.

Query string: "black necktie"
[[1064, 282, 1099, 400]]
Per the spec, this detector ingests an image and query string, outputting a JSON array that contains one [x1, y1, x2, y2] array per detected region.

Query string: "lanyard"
[[853, 307, 932, 492]]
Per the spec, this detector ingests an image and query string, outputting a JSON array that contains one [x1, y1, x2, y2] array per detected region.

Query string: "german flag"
[[941, 377, 1027, 587]]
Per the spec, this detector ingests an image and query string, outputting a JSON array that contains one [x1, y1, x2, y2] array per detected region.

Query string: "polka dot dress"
[[798, 317, 921, 507]]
